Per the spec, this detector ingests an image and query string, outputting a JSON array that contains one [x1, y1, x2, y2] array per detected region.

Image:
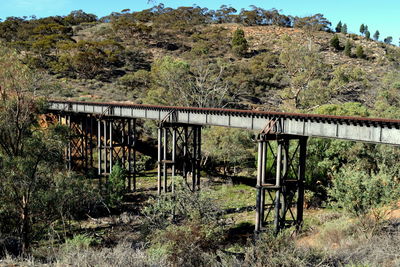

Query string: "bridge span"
[[50, 100, 400, 145], [48, 100, 400, 234]]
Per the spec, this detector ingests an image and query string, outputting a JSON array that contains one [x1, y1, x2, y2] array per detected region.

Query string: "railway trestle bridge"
[[48, 100, 400, 233]]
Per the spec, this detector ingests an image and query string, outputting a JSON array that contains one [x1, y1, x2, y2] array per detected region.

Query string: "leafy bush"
[[136, 154, 152, 173], [314, 102, 369, 117], [143, 177, 227, 266], [355, 45, 365, 59], [190, 41, 210, 56], [330, 34, 341, 50], [329, 165, 400, 217], [231, 28, 248, 57], [344, 40, 352, 57], [118, 70, 151, 92], [53, 40, 125, 79], [62, 234, 97, 252], [142, 177, 225, 232], [105, 162, 127, 208]]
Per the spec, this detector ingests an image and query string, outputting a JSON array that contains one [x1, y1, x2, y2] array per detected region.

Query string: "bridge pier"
[[255, 134, 307, 234], [157, 123, 201, 194], [63, 114, 95, 173], [62, 114, 138, 191], [97, 117, 137, 191], [60, 112, 203, 194]]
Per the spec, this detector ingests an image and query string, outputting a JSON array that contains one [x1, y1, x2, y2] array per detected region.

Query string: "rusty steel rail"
[[48, 100, 400, 145]]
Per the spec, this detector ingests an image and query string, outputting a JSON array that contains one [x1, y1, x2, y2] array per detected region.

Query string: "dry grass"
[[3, 219, 400, 267], [2, 178, 399, 267], [55, 242, 165, 267], [298, 212, 400, 267], [1, 242, 166, 267]]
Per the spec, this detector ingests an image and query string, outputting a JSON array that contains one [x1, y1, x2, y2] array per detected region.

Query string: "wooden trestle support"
[[62, 114, 138, 191], [255, 134, 308, 234], [157, 123, 201, 194], [61, 114, 202, 193]]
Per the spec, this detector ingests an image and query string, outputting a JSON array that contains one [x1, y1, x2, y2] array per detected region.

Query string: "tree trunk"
[[20, 196, 30, 254]]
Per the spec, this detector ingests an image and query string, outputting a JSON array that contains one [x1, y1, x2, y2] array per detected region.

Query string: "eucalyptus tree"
[[146, 56, 240, 108], [373, 30, 380, 41], [0, 45, 98, 254]]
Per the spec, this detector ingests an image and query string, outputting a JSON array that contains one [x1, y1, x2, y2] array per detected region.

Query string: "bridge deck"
[[48, 100, 400, 145]]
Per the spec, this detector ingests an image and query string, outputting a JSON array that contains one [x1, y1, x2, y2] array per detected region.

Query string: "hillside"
[[49, 23, 400, 113], [1, 8, 400, 117]]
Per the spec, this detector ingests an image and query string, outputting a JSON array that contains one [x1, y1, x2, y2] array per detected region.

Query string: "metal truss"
[[60, 113, 202, 194]]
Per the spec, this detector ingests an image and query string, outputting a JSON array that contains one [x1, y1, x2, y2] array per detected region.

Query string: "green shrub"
[[148, 222, 225, 266], [105, 162, 127, 208], [136, 154, 152, 173], [355, 45, 365, 59], [53, 40, 125, 79], [142, 177, 225, 232], [329, 165, 400, 217], [144, 177, 227, 266], [118, 70, 151, 92], [344, 40, 352, 57], [191, 41, 210, 56], [231, 28, 248, 57], [330, 34, 341, 50], [62, 234, 97, 252]]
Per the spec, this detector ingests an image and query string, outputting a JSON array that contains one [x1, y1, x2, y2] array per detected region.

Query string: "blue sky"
[[1, 0, 398, 44]]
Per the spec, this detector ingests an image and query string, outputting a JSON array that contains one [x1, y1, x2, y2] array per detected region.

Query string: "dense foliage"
[[329, 166, 400, 216], [142, 177, 226, 265], [105, 162, 128, 208], [0, 46, 99, 253], [231, 28, 248, 57]]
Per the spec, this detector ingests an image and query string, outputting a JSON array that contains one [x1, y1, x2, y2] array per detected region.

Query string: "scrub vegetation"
[[0, 4, 400, 266]]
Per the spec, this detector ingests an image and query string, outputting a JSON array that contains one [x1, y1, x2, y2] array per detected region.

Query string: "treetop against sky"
[[1, 0, 398, 42]]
